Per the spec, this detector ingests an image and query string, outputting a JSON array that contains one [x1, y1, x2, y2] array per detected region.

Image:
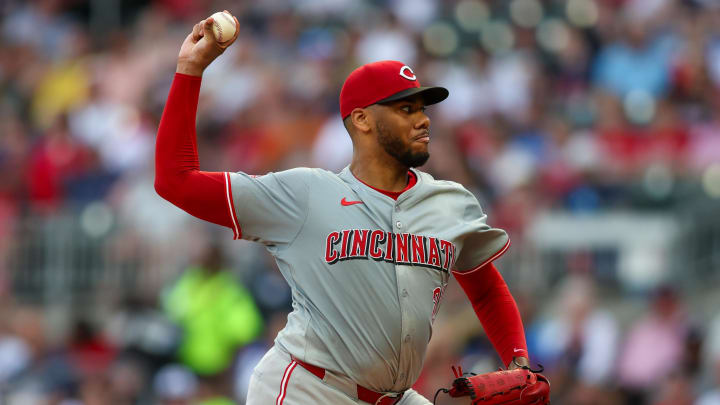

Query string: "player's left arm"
[[451, 191, 528, 369], [453, 262, 529, 369]]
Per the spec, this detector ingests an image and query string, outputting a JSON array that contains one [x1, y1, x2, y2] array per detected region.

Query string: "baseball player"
[[155, 16, 540, 405]]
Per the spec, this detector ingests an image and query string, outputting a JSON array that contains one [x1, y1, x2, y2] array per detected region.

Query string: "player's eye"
[[400, 105, 425, 113]]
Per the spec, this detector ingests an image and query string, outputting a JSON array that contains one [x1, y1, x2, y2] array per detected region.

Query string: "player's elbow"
[[154, 174, 180, 204], [155, 173, 198, 210], [154, 178, 169, 200]]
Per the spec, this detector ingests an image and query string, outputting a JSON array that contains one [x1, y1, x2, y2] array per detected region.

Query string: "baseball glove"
[[434, 365, 550, 405]]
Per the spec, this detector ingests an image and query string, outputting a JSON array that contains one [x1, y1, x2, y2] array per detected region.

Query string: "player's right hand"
[[176, 11, 240, 77]]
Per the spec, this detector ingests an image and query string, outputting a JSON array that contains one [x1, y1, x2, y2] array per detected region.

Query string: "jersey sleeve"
[[453, 190, 510, 272], [228, 168, 312, 246]]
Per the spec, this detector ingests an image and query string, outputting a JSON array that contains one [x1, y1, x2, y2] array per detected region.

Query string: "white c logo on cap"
[[399, 65, 416, 81]]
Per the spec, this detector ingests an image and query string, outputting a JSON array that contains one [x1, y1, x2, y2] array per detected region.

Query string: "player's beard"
[[376, 121, 429, 168]]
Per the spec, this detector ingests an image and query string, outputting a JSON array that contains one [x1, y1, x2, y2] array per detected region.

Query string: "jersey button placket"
[[392, 209, 410, 387]]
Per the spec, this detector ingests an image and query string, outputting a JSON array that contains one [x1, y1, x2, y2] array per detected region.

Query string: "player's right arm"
[[154, 15, 241, 236], [156, 16, 310, 245]]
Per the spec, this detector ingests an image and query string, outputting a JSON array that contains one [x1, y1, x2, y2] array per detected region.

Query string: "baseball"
[[210, 11, 236, 43]]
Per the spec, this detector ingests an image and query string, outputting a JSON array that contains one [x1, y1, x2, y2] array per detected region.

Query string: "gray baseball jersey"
[[228, 166, 509, 393]]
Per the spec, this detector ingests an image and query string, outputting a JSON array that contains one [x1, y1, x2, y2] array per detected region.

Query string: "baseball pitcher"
[[155, 14, 549, 405]]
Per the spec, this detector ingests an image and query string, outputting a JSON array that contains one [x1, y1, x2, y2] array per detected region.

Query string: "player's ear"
[[349, 108, 371, 133]]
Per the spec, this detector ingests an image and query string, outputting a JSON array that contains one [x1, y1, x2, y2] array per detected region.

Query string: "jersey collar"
[[339, 166, 422, 203]]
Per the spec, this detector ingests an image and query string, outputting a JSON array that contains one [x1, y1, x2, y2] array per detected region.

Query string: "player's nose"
[[415, 111, 430, 130]]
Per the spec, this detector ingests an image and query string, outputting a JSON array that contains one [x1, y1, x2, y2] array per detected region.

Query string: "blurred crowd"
[[1, 0, 720, 404]]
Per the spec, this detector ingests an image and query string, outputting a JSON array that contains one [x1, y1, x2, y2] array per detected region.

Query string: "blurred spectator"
[[0, 331, 31, 384], [68, 85, 153, 176], [652, 372, 695, 405], [533, 271, 620, 404], [233, 311, 288, 403], [696, 312, 720, 405], [66, 319, 116, 377], [355, 16, 417, 65], [593, 18, 677, 99], [153, 363, 198, 405], [246, 252, 292, 319], [310, 114, 353, 171], [0, 306, 76, 404], [107, 356, 148, 405], [26, 115, 92, 212], [696, 364, 720, 405], [106, 295, 179, 374], [617, 286, 690, 405], [162, 243, 262, 402], [29, 28, 91, 129]]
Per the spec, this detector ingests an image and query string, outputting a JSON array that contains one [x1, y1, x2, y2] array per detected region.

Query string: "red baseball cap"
[[339, 60, 449, 119]]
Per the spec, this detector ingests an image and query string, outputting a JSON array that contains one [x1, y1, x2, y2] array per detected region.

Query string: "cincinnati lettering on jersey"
[[324, 229, 456, 272]]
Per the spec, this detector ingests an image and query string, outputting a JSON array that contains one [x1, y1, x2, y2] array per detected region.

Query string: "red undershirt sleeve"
[[452, 262, 528, 367], [154, 73, 240, 238]]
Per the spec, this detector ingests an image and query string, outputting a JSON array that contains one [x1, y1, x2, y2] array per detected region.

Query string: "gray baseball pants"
[[246, 346, 432, 404]]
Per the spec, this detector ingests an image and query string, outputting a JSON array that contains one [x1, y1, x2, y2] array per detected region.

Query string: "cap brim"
[[376, 86, 449, 107]]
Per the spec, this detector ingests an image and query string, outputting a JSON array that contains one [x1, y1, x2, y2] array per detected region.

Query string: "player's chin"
[[410, 141, 429, 155], [405, 150, 430, 168]]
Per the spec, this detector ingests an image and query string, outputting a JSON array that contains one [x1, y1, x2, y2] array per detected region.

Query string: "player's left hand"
[[508, 357, 530, 370], [176, 10, 239, 76], [434, 365, 550, 405]]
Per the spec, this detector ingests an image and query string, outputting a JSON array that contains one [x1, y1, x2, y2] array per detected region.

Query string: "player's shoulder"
[[229, 167, 328, 189], [254, 167, 330, 180], [277, 167, 351, 187], [239, 167, 348, 186], [301, 167, 348, 182], [413, 169, 475, 197]]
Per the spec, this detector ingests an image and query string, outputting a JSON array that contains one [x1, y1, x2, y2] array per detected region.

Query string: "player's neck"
[[350, 156, 409, 192]]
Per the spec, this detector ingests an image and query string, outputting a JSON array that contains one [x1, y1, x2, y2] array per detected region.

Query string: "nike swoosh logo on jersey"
[[340, 198, 363, 206], [513, 348, 525, 353]]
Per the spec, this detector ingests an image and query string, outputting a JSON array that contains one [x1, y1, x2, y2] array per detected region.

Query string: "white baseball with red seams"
[[210, 11, 236, 43]]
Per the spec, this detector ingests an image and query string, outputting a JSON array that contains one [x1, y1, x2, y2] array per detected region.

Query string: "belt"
[[291, 357, 404, 405]]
